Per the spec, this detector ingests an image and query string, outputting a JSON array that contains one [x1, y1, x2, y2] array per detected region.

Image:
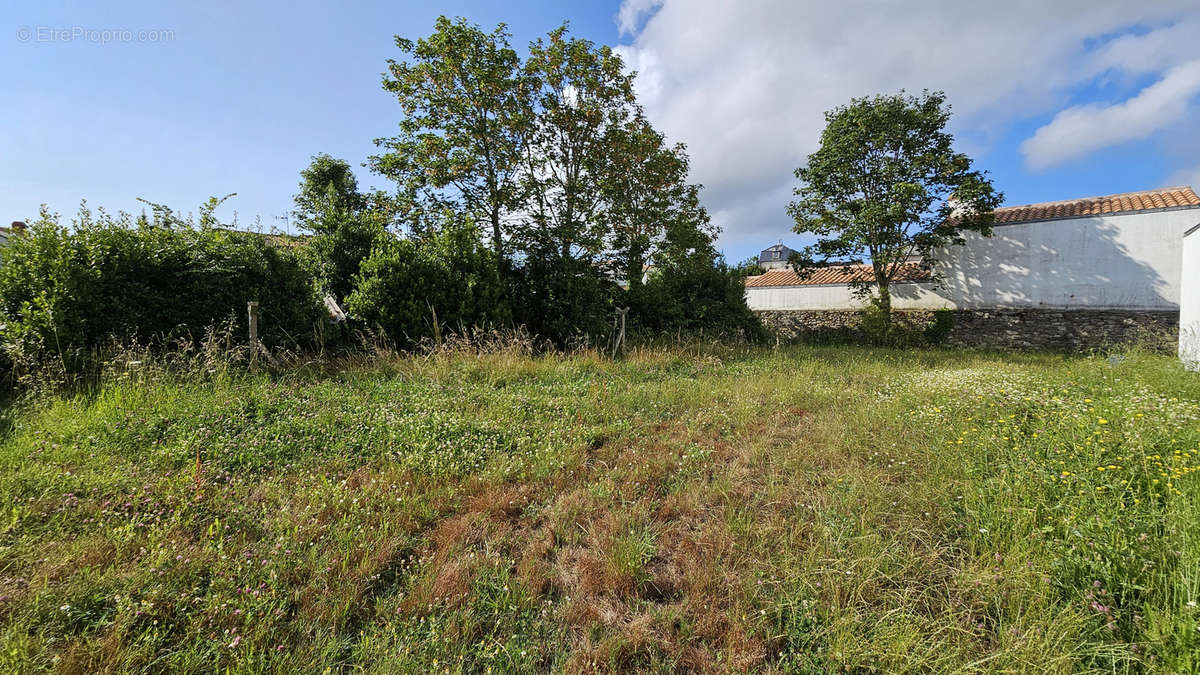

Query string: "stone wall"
[[757, 309, 1179, 351]]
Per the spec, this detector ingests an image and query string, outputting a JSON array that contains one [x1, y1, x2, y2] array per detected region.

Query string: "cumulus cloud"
[[1022, 60, 1200, 170], [616, 0, 662, 36], [614, 0, 1199, 253]]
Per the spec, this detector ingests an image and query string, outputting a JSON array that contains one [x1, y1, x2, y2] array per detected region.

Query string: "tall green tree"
[[369, 17, 756, 346], [294, 154, 388, 300], [519, 24, 637, 263], [295, 153, 367, 217], [787, 90, 1001, 333], [601, 115, 715, 292], [371, 16, 533, 264]]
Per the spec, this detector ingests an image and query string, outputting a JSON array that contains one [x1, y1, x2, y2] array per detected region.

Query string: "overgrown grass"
[[1, 344, 1198, 672]]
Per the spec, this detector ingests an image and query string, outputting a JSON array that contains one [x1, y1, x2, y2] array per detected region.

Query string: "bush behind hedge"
[[347, 224, 511, 346], [630, 255, 767, 343]]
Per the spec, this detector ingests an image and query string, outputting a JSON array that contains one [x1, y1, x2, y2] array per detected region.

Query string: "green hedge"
[[509, 253, 618, 348], [0, 212, 320, 376]]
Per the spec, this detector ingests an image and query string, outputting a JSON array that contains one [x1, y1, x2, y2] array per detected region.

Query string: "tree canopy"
[[358, 16, 755, 345], [293, 154, 389, 300], [788, 90, 1001, 331], [371, 16, 533, 259]]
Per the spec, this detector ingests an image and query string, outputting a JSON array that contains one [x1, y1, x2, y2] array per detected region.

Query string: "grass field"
[[1, 344, 1199, 673]]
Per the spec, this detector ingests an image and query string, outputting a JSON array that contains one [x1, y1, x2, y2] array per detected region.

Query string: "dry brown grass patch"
[[516, 526, 556, 596], [465, 482, 537, 522]]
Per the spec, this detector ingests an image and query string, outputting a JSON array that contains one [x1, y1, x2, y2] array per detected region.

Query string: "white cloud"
[[1085, 18, 1200, 80], [1022, 60, 1200, 170], [616, 0, 663, 37], [615, 0, 1200, 253], [1165, 163, 1200, 191]]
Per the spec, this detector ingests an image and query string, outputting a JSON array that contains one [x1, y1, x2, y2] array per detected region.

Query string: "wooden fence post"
[[247, 301, 260, 371], [612, 306, 629, 358]]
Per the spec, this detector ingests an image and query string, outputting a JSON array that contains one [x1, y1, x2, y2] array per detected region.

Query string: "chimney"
[[10, 221, 25, 234]]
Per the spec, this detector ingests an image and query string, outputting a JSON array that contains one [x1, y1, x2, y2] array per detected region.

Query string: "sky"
[[4, 1, 1200, 264]]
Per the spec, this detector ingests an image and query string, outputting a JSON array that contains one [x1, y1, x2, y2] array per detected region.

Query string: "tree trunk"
[[490, 206, 505, 278], [877, 282, 893, 338], [626, 243, 645, 293]]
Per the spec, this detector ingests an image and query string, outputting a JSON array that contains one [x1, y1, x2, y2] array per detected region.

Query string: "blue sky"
[[4, 1, 1200, 264]]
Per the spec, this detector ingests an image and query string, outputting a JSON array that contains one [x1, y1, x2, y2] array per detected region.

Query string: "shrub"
[[0, 206, 320, 379], [347, 224, 510, 346], [630, 255, 765, 342], [301, 207, 389, 302], [509, 252, 618, 348], [859, 296, 891, 344], [857, 296, 933, 347], [852, 301, 959, 348], [292, 154, 391, 301]]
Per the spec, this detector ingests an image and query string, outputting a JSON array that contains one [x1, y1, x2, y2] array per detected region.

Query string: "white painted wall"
[[1181, 225, 1200, 370], [934, 208, 1196, 310], [747, 207, 1199, 311], [746, 282, 952, 310]]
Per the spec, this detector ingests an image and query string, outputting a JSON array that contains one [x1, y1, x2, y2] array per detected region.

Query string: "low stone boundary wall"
[[756, 308, 1179, 351]]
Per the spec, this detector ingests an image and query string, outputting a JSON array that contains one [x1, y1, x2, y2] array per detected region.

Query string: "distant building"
[[758, 243, 796, 270], [745, 187, 1200, 349], [0, 221, 26, 251], [746, 261, 937, 310], [747, 187, 1200, 311]]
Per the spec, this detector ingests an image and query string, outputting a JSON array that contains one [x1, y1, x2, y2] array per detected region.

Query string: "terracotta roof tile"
[[745, 262, 929, 287], [993, 186, 1199, 225]]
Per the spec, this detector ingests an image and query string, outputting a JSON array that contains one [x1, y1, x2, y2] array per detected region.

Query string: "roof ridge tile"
[[994, 186, 1198, 225]]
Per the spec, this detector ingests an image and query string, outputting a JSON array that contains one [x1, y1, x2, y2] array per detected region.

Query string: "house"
[[935, 186, 1199, 311], [0, 221, 26, 251], [748, 187, 1200, 311], [1181, 223, 1200, 370], [747, 187, 1200, 348], [745, 260, 945, 310], [757, 243, 797, 270]]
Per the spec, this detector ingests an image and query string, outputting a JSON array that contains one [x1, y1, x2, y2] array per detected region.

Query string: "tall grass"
[[0, 344, 1196, 672]]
